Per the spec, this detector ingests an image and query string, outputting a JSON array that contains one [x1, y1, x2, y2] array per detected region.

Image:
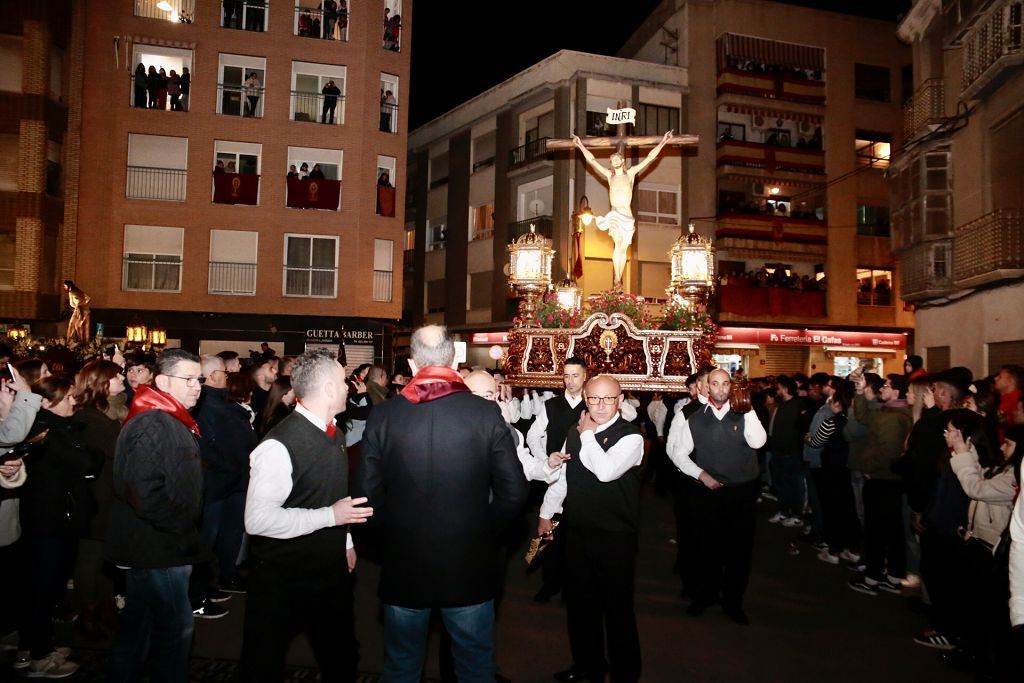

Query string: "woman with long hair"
[[946, 411, 1017, 677], [17, 377, 104, 676], [257, 376, 295, 438], [70, 360, 126, 638]]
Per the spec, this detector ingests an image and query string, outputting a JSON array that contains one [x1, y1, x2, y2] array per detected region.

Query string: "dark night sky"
[[408, 1, 911, 130]]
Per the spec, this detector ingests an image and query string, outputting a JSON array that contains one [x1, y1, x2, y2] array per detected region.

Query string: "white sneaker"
[[767, 512, 786, 524], [900, 573, 921, 588], [782, 516, 804, 528], [27, 650, 78, 679], [817, 549, 840, 565]]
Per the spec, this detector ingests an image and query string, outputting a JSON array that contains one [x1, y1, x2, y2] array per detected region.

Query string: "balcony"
[[716, 140, 825, 178], [208, 262, 256, 295], [508, 216, 552, 240], [953, 208, 1024, 287], [291, 91, 344, 125], [295, 5, 349, 41], [380, 103, 398, 133], [510, 138, 550, 167], [373, 270, 394, 302], [213, 173, 259, 206], [134, 0, 194, 21], [902, 78, 945, 141], [131, 75, 189, 111], [376, 186, 396, 217], [716, 68, 826, 105], [900, 239, 954, 302], [286, 177, 341, 211], [962, 0, 1024, 99], [218, 83, 263, 118], [126, 166, 187, 202], [716, 211, 827, 261], [221, 0, 267, 31], [719, 285, 826, 318]]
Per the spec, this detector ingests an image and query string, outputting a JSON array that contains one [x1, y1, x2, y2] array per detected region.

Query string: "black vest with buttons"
[[545, 395, 586, 453], [688, 406, 759, 485], [563, 417, 643, 533], [249, 411, 349, 572]]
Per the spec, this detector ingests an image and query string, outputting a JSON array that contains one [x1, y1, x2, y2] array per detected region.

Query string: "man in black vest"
[[527, 356, 588, 602], [240, 349, 373, 682], [669, 368, 767, 625], [540, 375, 645, 683]]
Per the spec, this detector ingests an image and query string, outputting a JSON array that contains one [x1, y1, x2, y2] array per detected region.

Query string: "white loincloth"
[[595, 210, 636, 245]]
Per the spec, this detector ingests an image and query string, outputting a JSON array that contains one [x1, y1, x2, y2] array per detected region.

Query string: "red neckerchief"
[[295, 400, 337, 438], [125, 385, 201, 437], [708, 397, 728, 411], [400, 366, 469, 404]]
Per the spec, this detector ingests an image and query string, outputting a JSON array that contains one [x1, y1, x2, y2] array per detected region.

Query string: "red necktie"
[[326, 422, 337, 439]]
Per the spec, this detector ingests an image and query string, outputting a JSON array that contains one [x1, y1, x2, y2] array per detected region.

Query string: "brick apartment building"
[[2, 0, 411, 365]]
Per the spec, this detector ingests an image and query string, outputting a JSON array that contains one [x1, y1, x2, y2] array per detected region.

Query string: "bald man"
[[465, 371, 565, 483], [540, 375, 644, 683], [669, 368, 767, 625]]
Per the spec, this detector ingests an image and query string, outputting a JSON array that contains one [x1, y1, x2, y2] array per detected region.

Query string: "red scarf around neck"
[[400, 366, 469, 404], [125, 385, 201, 437]]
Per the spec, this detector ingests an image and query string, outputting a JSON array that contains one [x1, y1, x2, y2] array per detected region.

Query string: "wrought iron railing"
[[900, 239, 953, 301], [962, 0, 1024, 96], [126, 166, 187, 201], [208, 262, 256, 295], [122, 255, 182, 292], [373, 270, 393, 302], [294, 5, 349, 41], [134, 0, 195, 22], [291, 90, 344, 124], [221, 0, 268, 31], [218, 83, 264, 118], [902, 78, 945, 141], [510, 138, 550, 166], [953, 208, 1024, 286]]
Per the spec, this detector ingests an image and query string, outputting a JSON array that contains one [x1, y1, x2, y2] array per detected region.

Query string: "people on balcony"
[[168, 71, 182, 111], [287, 165, 299, 179], [718, 196, 820, 220], [180, 67, 190, 112], [720, 267, 825, 292], [214, 161, 225, 175], [155, 68, 169, 110], [133, 64, 147, 108], [724, 55, 821, 81], [308, 164, 326, 180], [321, 80, 341, 124], [380, 90, 396, 132], [243, 72, 261, 118]]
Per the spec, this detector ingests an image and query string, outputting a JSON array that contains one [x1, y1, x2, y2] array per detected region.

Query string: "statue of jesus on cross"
[[573, 130, 674, 288]]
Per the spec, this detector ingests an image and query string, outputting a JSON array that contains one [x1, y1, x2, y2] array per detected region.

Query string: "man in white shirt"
[[668, 368, 767, 625], [240, 349, 373, 682], [540, 375, 645, 683]]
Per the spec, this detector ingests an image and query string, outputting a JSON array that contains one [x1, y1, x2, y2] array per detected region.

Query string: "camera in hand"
[[0, 429, 48, 464]]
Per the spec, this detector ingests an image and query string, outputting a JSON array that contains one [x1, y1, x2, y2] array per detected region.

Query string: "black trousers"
[[689, 478, 759, 610], [816, 466, 861, 553], [673, 475, 698, 593], [564, 526, 641, 682], [862, 478, 906, 580], [239, 560, 358, 683]]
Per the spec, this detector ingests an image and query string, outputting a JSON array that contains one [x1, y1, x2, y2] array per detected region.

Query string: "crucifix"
[[546, 108, 698, 289]]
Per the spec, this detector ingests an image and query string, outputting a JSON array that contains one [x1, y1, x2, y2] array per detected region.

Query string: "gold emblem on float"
[[599, 329, 618, 364]]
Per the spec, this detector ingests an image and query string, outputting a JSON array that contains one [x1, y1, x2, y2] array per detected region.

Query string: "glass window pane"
[[311, 238, 335, 267], [286, 269, 310, 295], [287, 237, 311, 267], [311, 270, 335, 296]]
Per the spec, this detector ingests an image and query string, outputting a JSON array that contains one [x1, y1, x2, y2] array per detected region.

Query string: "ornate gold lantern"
[[507, 224, 554, 323], [6, 323, 28, 341], [126, 319, 148, 345], [149, 324, 167, 348], [554, 278, 581, 311], [669, 223, 716, 309]]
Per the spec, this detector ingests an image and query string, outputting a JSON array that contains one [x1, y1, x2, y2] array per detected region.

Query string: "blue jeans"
[[108, 565, 193, 683], [383, 601, 494, 683]]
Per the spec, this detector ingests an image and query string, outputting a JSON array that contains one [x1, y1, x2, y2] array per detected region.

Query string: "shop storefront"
[[715, 326, 908, 377]]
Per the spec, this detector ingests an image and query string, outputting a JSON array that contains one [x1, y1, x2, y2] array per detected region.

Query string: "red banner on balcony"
[[287, 177, 341, 210], [719, 286, 826, 318], [213, 173, 259, 205], [377, 186, 396, 217]]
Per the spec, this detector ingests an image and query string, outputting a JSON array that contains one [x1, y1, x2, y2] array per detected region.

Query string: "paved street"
[[14, 484, 970, 682]]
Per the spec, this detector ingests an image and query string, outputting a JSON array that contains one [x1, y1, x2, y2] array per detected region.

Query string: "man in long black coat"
[[356, 325, 528, 681]]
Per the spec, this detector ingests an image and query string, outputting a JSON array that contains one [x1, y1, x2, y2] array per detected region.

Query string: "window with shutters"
[[209, 229, 258, 295], [763, 346, 809, 375], [122, 225, 184, 292], [283, 234, 337, 297], [373, 239, 393, 302]]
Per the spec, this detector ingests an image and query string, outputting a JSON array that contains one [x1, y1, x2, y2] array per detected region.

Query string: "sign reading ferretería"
[[605, 107, 636, 126]]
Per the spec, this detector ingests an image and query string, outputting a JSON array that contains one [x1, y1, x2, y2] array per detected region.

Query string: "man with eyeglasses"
[[668, 368, 767, 625], [105, 348, 207, 682], [539, 375, 644, 683]]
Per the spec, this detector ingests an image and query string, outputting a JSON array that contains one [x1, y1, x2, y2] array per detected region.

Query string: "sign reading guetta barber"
[[305, 327, 380, 366], [717, 327, 906, 349]]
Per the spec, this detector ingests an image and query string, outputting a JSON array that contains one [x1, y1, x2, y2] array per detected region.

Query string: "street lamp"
[[669, 223, 716, 310], [507, 223, 554, 324]]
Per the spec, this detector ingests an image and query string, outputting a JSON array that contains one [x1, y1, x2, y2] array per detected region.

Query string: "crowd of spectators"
[[719, 267, 826, 291], [132, 64, 190, 112], [722, 55, 823, 81]]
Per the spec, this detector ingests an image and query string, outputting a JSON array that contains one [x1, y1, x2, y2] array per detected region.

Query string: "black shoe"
[[207, 588, 232, 604], [722, 606, 750, 625], [533, 585, 559, 604], [219, 578, 247, 594], [192, 601, 229, 620], [685, 599, 714, 617], [554, 668, 602, 682]]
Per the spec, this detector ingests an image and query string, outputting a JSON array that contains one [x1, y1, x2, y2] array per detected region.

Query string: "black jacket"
[[20, 410, 105, 538], [104, 409, 208, 568], [195, 386, 258, 501], [770, 396, 806, 457], [73, 405, 121, 541], [355, 389, 528, 608]]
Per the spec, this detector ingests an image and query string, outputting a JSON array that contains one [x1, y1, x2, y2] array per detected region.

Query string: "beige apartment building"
[[892, 0, 1024, 376], [406, 0, 914, 375], [2, 0, 411, 363]]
